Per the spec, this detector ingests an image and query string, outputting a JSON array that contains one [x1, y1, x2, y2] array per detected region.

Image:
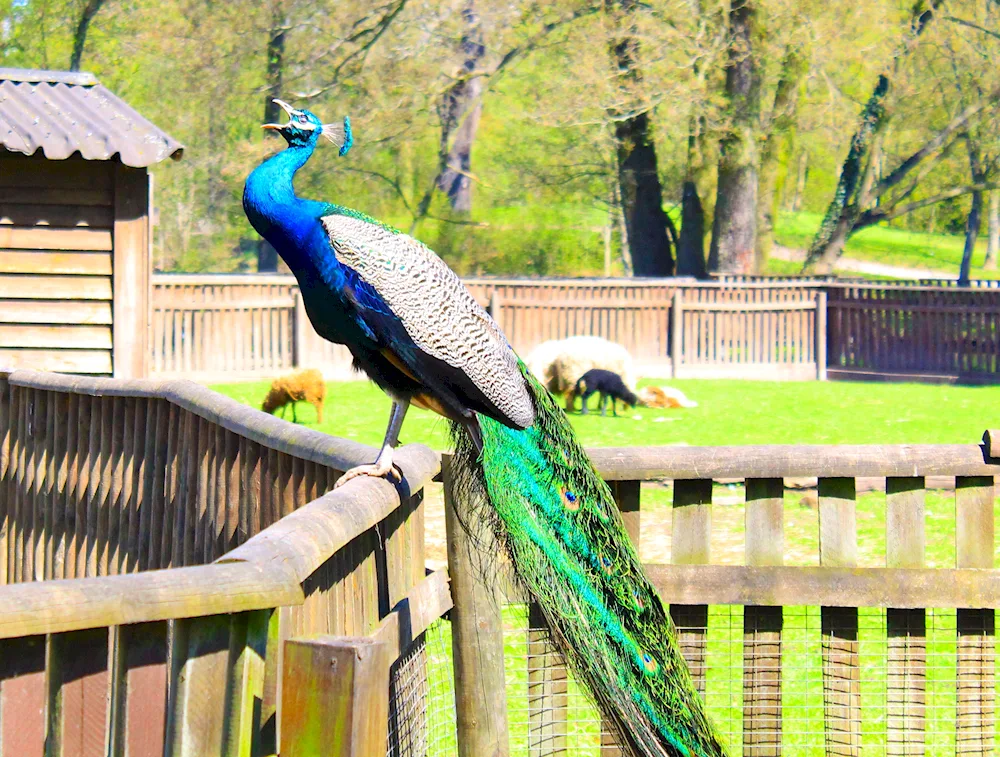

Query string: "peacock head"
[[262, 99, 352, 156]]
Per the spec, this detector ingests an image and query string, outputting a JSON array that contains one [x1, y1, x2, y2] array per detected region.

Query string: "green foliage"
[[5, 0, 996, 274]]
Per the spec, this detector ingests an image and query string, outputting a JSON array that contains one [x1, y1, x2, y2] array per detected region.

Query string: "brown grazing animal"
[[261, 369, 326, 423]]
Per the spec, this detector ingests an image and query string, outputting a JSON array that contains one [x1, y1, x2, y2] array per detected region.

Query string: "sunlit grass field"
[[210, 376, 1000, 450]]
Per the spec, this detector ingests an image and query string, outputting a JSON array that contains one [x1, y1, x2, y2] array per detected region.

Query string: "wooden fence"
[[826, 283, 1000, 382], [151, 275, 825, 381], [0, 368, 442, 756], [446, 437, 1000, 755], [3, 368, 1000, 753], [152, 275, 353, 381]]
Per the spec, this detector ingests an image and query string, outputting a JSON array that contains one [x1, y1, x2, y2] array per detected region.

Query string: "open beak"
[[262, 98, 297, 130]]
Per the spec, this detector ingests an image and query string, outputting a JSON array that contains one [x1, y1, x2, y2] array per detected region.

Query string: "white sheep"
[[525, 336, 636, 396]]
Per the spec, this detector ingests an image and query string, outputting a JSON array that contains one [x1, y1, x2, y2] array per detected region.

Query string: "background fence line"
[[150, 274, 1000, 384]]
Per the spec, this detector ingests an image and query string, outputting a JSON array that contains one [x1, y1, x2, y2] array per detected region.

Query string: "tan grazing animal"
[[262, 369, 326, 423], [637, 385, 698, 409]]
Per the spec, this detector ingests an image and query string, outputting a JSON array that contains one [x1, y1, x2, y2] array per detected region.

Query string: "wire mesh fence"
[[489, 604, 999, 756], [389, 621, 459, 757]]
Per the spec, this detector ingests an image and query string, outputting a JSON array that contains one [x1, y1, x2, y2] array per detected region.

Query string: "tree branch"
[[857, 183, 1000, 228], [873, 84, 1000, 197], [945, 15, 1000, 42]]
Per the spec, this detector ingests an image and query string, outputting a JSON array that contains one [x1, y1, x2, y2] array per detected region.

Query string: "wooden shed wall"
[[0, 153, 149, 378]]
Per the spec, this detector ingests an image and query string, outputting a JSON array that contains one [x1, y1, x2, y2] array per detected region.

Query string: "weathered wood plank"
[[0, 562, 301, 639], [586, 444, 1000, 481], [0, 301, 112, 326], [47, 627, 111, 757], [112, 166, 150, 379], [223, 610, 270, 757], [743, 605, 782, 757], [644, 563, 1000, 609], [0, 348, 111, 374], [0, 635, 46, 757], [670, 479, 712, 699], [443, 455, 509, 757], [0, 203, 113, 228], [886, 477, 926, 757], [0, 325, 112, 350], [0, 251, 112, 276], [280, 636, 391, 757], [112, 621, 168, 757], [955, 476, 995, 756], [0, 275, 112, 300], [818, 478, 860, 757], [743, 479, 783, 757], [0, 227, 112, 251], [0, 187, 111, 208]]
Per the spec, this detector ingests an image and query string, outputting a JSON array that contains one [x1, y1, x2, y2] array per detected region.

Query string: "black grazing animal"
[[569, 368, 639, 416]]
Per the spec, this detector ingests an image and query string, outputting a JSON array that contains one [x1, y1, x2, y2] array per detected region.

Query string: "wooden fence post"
[[443, 454, 510, 757], [488, 291, 501, 330], [818, 477, 860, 756], [293, 291, 308, 369], [743, 478, 784, 757], [885, 477, 926, 757], [670, 479, 713, 696], [280, 636, 391, 757], [671, 290, 683, 379], [955, 476, 995, 754], [816, 290, 828, 381]]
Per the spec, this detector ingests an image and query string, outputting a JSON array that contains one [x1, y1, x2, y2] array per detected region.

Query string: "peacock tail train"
[[451, 363, 728, 757]]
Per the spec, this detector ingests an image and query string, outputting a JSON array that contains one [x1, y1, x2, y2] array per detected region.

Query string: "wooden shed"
[[0, 67, 182, 378]]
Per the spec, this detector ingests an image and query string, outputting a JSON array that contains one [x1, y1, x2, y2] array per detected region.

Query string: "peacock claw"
[[334, 462, 403, 488]]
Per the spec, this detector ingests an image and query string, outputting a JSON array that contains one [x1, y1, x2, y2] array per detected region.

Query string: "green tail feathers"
[[451, 366, 727, 757]]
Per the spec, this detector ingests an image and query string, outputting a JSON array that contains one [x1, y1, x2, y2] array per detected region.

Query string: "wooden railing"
[[826, 283, 1000, 381], [445, 437, 1000, 754], [151, 275, 824, 381], [0, 369, 443, 756]]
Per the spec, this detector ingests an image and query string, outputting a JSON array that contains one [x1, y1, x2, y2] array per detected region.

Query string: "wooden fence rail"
[[445, 435, 1000, 755], [151, 275, 825, 381], [0, 368, 442, 757]]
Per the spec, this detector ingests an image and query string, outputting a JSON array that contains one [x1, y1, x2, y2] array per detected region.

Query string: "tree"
[[69, 0, 110, 71], [435, 1, 486, 213], [605, 0, 673, 276], [755, 39, 809, 270], [803, 0, 944, 272], [707, 0, 760, 274]]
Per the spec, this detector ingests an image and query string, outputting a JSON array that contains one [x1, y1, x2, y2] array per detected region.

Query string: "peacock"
[[243, 99, 727, 757]]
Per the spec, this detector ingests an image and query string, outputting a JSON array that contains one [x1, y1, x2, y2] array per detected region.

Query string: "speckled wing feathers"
[[320, 213, 535, 429]]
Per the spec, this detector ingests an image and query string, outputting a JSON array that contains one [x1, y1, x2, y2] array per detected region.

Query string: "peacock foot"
[[334, 462, 403, 488]]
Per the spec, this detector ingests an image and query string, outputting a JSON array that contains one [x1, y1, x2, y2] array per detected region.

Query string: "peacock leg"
[[334, 398, 409, 488]]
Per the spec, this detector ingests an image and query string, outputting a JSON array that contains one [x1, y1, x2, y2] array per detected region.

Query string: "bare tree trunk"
[[69, 0, 108, 71], [436, 2, 486, 213], [803, 0, 944, 271], [258, 7, 288, 273], [708, 0, 761, 274], [790, 150, 808, 211], [756, 43, 807, 271], [960, 140, 984, 286], [677, 181, 707, 278], [606, 0, 673, 276], [985, 190, 999, 270]]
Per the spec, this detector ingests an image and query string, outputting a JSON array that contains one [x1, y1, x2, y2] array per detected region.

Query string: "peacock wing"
[[320, 212, 535, 429]]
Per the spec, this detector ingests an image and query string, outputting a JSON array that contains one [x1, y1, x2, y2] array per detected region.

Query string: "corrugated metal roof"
[[0, 67, 183, 167]]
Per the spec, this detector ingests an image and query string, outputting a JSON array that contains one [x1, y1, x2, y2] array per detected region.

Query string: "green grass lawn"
[[774, 210, 997, 278], [210, 376, 1000, 450]]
